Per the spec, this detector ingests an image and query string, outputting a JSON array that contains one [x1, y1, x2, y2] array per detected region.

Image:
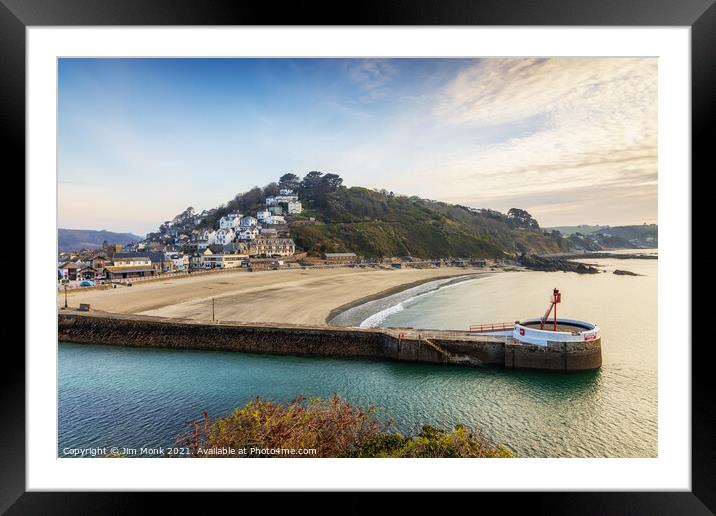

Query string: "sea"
[[59, 250, 657, 457]]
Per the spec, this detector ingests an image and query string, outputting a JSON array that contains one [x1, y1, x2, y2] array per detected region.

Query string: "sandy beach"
[[59, 267, 487, 325]]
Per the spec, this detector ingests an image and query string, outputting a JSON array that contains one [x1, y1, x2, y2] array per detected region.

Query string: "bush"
[[176, 395, 512, 458], [345, 425, 512, 458]]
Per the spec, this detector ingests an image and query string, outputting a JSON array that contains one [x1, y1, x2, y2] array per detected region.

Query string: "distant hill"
[[58, 228, 144, 251], [590, 224, 658, 249], [554, 224, 657, 250], [545, 225, 609, 236]]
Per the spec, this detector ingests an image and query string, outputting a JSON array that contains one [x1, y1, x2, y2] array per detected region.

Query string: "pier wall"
[[57, 312, 601, 371], [504, 340, 602, 371], [58, 313, 389, 359]]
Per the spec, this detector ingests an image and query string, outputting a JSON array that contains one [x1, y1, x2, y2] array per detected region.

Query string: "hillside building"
[[219, 212, 242, 230], [240, 216, 258, 228], [287, 200, 302, 214]]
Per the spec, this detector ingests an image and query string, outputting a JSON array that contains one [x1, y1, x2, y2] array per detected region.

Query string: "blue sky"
[[58, 58, 657, 235]]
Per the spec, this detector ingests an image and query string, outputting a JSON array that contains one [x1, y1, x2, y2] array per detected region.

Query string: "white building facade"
[[215, 228, 236, 246], [265, 215, 286, 225], [200, 252, 248, 269], [240, 216, 258, 228], [219, 212, 242, 230], [287, 200, 302, 214], [237, 226, 260, 240]]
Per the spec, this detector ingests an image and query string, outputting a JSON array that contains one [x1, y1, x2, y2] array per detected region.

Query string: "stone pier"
[[57, 312, 602, 371]]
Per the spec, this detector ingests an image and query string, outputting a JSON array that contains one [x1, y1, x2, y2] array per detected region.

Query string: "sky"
[[58, 58, 657, 235]]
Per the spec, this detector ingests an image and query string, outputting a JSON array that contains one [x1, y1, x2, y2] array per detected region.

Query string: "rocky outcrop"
[[613, 269, 641, 276], [518, 254, 600, 274]]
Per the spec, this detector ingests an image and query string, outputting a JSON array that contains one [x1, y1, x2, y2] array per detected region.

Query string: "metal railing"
[[468, 322, 514, 333]]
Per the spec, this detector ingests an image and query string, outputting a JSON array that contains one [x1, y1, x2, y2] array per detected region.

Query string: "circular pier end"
[[504, 337, 602, 371]]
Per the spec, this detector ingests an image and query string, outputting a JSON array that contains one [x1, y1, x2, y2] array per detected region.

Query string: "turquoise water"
[[58, 254, 657, 458]]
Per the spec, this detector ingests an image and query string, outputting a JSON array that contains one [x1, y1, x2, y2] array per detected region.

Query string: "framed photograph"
[[7, 0, 709, 512]]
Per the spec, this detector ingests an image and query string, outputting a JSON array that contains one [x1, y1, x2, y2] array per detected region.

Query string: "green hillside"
[[223, 172, 568, 259], [290, 186, 567, 258], [163, 172, 572, 259]]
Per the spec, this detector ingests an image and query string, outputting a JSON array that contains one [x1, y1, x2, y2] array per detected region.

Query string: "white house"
[[237, 226, 260, 240], [215, 228, 236, 246], [219, 212, 242, 230], [265, 196, 279, 206], [265, 215, 286, 225], [276, 194, 298, 203], [240, 216, 258, 228], [167, 253, 187, 271], [256, 210, 271, 222], [279, 189, 295, 196], [197, 229, 217, 243], [287, 200, 302, 214]]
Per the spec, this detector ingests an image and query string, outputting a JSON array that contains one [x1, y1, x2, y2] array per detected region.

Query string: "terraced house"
[[247, 237, 296, 257]]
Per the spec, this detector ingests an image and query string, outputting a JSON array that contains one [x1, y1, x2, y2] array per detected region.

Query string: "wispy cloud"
[[408, 58, 658, 225], [346, 59, 399, 102]]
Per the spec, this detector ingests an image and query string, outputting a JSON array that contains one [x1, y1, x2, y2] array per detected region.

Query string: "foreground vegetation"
[[176, 394, 513, 458]]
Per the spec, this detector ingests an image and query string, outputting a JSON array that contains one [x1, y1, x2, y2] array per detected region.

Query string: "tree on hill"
[[507, 208, 540, 230], [298, 171, 345, 208], [314, 173, 344, 208], [263, 182, 280, 197], [299, 171, 324, 200], [321, 173, 343, 190], [278, 173, 300, 192]]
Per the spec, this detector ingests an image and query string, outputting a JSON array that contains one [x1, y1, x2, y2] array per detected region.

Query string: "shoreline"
[[325, 272, 490, 326], [59, 266, 488, 326]]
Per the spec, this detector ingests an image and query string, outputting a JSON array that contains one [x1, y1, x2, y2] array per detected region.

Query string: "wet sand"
[[59, 267, 486, 326]]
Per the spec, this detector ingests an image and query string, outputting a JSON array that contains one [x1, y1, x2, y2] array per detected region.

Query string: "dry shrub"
[[177, 394, 512, 458], [178, 394, 383, 457]]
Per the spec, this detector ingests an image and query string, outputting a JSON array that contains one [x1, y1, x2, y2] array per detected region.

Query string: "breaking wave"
[[329, 274, 483, 328]]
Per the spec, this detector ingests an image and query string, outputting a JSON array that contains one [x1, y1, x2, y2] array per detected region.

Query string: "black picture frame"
[[4, 0, 708, 513]]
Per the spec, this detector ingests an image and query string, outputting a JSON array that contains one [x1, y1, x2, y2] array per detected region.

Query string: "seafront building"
[[102, 254, 155, 280], [199, 248, 247, 269], [248, 237, 296, 257], [324, 252, 358, 264]]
